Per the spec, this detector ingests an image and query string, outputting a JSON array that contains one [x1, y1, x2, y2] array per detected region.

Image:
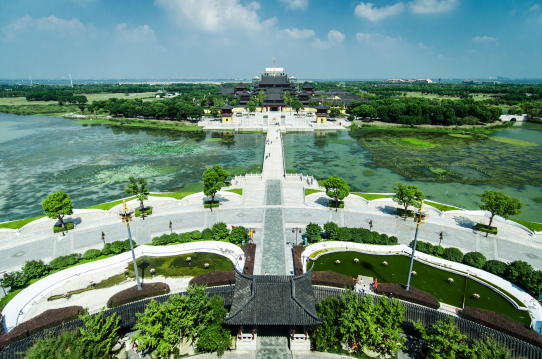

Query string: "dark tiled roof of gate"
[[223, 269, 323, 326]]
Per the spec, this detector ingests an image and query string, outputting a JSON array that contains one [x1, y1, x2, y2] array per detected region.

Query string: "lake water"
[[0, 114, 264, 222], [284, 123, 542, 222]]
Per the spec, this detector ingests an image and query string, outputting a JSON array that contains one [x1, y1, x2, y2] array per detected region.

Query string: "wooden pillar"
[[304, 326, 307, 340], [238, 325, 242, 339], [292, 326, 295, 340], [252, 326, 255, 340]]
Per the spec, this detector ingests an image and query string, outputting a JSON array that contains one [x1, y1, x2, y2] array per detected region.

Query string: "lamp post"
[[1, 272, 7, 296], [439, 231, 444, 246], [405, 200, 429, 292], [291, 227, 303, 246], [118, 200, 141, 291], [245, 228, 256, 244]]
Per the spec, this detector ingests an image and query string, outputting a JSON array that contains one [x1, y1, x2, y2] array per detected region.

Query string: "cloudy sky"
[[1, 0, 541, 79]]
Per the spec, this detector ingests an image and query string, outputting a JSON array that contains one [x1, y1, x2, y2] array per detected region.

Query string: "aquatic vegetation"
[[490, 137, 538, 147], [124, 141, 206, 155], [363, 169, 374, 177], [90, 165, 163, 186]]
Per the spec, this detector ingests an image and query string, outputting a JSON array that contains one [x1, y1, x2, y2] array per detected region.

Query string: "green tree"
[[79, 307, 120, 354], [203, 165, 229, 212], [323, 221, 339, 240], [329, 108, 342, 118], [309, 100, 320, 107], [479, 190, 523, 237], [3, 270, 27, 289], [471, 335, 513, 359], [42, 191, 74, 236], [256, 90, 266, 112], [209, 106, 219, 118], [229, 225, 247, 245], [306, 222, 322, 243], [25, 331, 113, 359], [413, 317, 470, 359], [309, 296, 342, 352], [374, 297, 407, 357], [124, 177, 149, 210], [212, 221, 230, 240], [291, 97, 303, 113], [244, 99, 256, 113], [283, 91, 292, 112], [393, 182, 425, 221], [22, 259, 48, 280], [323, 175, 350, 212]]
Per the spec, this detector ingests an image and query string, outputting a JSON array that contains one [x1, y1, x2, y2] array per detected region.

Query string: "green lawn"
[[352, 193, 394, 201], [84, 197, 136, 211], [0, 216, 44, 230], [308, 251, 529, 325], [510, 219, 542, 232], [425, 200, 462, 212], [150, 192, 198, 200], [126, 253, 233, 278], [306, 189, 324, 196], [225, 188, 243, 196], [76, 119, 203, 132]]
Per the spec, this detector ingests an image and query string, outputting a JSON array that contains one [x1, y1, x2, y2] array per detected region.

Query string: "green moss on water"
[[308, 251, 530, 325], [490, 137, 538, 147], [126, 253, 234, 278], [362, 169, 374, 177]]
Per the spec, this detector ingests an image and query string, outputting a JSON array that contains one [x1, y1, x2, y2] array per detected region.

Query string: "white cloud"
[[472, 36, 497, 43], [314, 30, 345, 48], [530, 4, 540, 11], [116, 24, 156, 43], [418, 42, 430, 49], [279, 0, 309, 10], [2, 15, 85, 41], [409, 0, 458, 14], [436, 54, 444, 59], [354, 2, 404, 21], [510, 9, 516, 15], [356, 32, 402, 44], [154, 0, 270, 33], [283, 28, 315, 39]]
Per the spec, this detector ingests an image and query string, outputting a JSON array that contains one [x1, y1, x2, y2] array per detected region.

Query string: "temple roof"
[[259, 75, 290, 86], [302, 83, 314, 89], [235, 83, 248, 90], [220, 103, 234, 110], [223, 269, 323, 326], [316, 104, 329, 110], [218, 87, 235, 96]]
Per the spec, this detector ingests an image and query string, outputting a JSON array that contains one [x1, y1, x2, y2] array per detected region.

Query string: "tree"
[[324, 222, 339, 240], [306, 222, 322, 243], [25, 331, 113, 359], [203, 165, 229, 212], [43, 191, 73, 236], [124, 177, 150, 210], [413, 317, 470, 359], [373, 297, 407, 357], [283, 91, 292, 112], [229, 225, 247, 245], [329, 108, 342, 118], [22, 259, 48, 280], [79, 307, 120, 354], [392, 182, 425, 221], [471, 335, 513, 359], [479, 190, 523, 237], [309, 100, 320, 107], [244, 99, 256, 113], [256, 90, 266, 112], [3, 270, 27, 289], [323, 175, 350, 212], [209, 106, 219, 118], [291, 97, 303, 113]]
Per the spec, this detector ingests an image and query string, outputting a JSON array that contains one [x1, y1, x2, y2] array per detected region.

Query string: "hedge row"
[[462, 307, 542, 348], [53, 222, 74, 233], [476, 223, 498, 235], [306, 221, 398, 246], [150, 222, 241, 246], [374, 283, 440, 310], [2, 239, 135, 290], [410, 240, 542, 297], [0, 306, 84, 350], [189, 270, 235, 287], [106, 282, 170, 308], [312, 271, 354, 290]]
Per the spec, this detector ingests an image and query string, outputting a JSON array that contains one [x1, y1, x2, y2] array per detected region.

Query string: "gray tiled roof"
[[260, 75, 290, 86], [223, 269, 323, 326]]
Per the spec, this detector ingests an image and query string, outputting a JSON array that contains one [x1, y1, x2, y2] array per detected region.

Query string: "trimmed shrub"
[[152, 233, 177, 246], [53, 222, 74, 233], [101, 243, 112, 256], [191, 230, 202, 240], [312, 270, 354, 290], [178, 232, 192, 243], [359, 228, 372, 243], [324, 222, 339, 240], [350, 228, 363, 243], [242, 244, 256, 275], [202, 228, 213, 240], [212, 222, 229, 240], [328, 200, 344, 209], [463, 251, 487, 269], [135, 207, 152, 217], [83, 249, 101, 260], [196, 325, 231, 356], [338, 227, 351, 242], [0, 306, 84, 350], [48, 253, 82, 271], [22, 260, 48, 280], [230, 226, 248, 245], [189, 270, 235, 287], [2, 271, 28, 290], [397, 208, 415, 218], [375, 283, 440, 310], [110, 241, 125, 254], [462, 307, 542, 348], [106, 282, 170, 308], [476, 223, 498, 235], [388, 236, 399, 245], [378, 233, 389, 245], [433, 245, 444, 257], [204, 202, 220, 209], [483, 259, 507, 276], [122, 239, 133, 251], [306, 222, 322, 243], [442, 247, 464, 263]]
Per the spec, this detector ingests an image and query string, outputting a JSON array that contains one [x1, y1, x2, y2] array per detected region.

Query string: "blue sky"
[[1, 0, 541, 80]]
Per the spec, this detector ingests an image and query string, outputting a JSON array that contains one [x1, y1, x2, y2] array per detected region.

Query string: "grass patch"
[[448, 133, 472, 138], [127, 253, 234, 278], [425, 201, 462, 212], [510, 219, 542, 232], [398, 138, 431, 147], [305, 189, 323, 196], [84, 197, 136, 211], [75, 118, 203, 132], [225, 188, 243, 196], [135, 207, 153, 217], [0, 216, 44, 230], [53, 222, 74, 233], [352, 193, 393, 201], [490, 137, 538, 147], [308, 251, 530, 325], [476, 223, 498, 235], [48, 273, 130, 301], [328, 200, 344, 209], [150, 192, 198, 200], [205, 138, 222, 142]]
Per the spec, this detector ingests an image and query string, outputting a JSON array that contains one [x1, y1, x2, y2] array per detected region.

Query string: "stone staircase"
[[256, 326, 291, 359]]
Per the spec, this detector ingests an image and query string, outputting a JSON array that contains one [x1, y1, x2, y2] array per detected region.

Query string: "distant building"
[[414, 79, 433, 83], [385, 79, 405, 83], [4, 89, 12, 91]]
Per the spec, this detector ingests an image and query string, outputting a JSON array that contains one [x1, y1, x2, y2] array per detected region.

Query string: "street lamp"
[[245, 228, 256, 244], [291, 227, 303, 246], [405, 200, 429, 292], [0, 272, 7, 296], [118, 200, 142, 291]]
